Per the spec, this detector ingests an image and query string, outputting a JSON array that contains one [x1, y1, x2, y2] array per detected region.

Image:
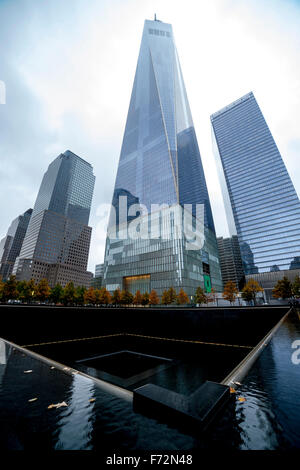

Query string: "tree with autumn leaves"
[[0, 275, 194, 308], [1, 276, 58, 304], [177, 288, 189, 305], [149, 289, 159, 305], [62, 281, 76, 305], [272, 276, 292, 300], [292, 275, 300, 298], [161, 287, 190, 305], [50, 284, 64, 304], [161, 289, 170, 305], [98, 287, 111, 305], [141, 291, 149, 306], [194, 286, 207, 306], [222, 280, 239, 305], [161, 287, 177, 305], [133, 290, 143, 305], [84, 286, 97, 305], [36, 279, 51, 302], [111, 288, 121, 305], [120, 289, 133, 305], [4, 271, 300, 308], [241, 278, 263, 305], [1, 275, 18, 301], [74, 286, 86, 305]]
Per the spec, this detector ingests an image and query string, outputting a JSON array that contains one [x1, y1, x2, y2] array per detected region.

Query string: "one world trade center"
[[103, 18, 222, 297]]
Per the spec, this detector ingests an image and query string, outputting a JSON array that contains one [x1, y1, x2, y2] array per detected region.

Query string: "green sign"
[[204, 275, 211, 293]]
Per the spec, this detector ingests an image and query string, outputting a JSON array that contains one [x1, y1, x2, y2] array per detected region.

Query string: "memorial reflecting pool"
[[0, 310, 299, 450]]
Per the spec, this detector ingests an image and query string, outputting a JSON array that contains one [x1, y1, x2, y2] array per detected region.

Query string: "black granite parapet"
[[0, 305, 287, 347], [133, 380, 231, 431]]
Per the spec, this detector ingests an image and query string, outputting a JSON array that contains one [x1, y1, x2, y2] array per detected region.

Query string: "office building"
[[0, 209, 32, 280], [92, 263, 104, 288], [13, 150, 95, 287], [217, 235, 245, 290], [103, 18, 222, 297], [211, 92, 300, 298]]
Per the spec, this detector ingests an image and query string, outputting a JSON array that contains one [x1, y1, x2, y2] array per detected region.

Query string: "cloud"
[[0, 0, 299, 273]]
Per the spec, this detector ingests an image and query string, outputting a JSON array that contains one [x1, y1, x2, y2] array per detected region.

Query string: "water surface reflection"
[[0, 310, 299, 449]]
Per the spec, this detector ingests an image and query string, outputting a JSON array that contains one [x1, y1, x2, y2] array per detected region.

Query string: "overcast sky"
[[0, 0, 299, 273]]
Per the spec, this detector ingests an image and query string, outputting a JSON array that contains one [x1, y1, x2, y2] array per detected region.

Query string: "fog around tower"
[[0, 0, 299, 272]]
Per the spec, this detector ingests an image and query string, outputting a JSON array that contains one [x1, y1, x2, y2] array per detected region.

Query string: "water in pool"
[[0, 310, 299, 450]]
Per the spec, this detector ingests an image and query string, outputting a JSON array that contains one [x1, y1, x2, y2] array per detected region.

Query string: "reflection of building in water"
[[103, 18, 222, 297], [57, 375, 95, 449], [211, 92, 300, 297], [13, 151, 95, 287], [0, 343, 74, 448]]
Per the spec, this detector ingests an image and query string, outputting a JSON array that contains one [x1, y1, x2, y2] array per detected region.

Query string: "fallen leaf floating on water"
[[89, 398, 96, 403], [24, 370, 33, 374], [230, 387, 237, 394], [238, 397, 246, 402], [47, 401, 68, 409], [28, 398, 38, 402]]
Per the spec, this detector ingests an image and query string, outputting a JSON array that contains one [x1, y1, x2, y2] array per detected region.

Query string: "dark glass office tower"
[[92, 263, 104, 288], [104, 19, 222, 297], [0, 208, 32, 280], [211, 92, 300, 286], [217, 236, 245, 290], [13, 150, 95, 287]]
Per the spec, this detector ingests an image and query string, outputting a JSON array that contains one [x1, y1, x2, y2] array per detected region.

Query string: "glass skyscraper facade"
[[92, 263, 104, 288], [217, 235, 245, 290], [104, 19, 222, 297], [211, 92, 300, 277], [0, 208, 32, 280], [29, 149, 94, 226], [13, 150, 95, 287]]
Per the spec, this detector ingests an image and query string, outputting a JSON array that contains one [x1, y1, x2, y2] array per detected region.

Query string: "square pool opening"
[[26, 334, 250, 395], [75, 349, 174, 388]]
